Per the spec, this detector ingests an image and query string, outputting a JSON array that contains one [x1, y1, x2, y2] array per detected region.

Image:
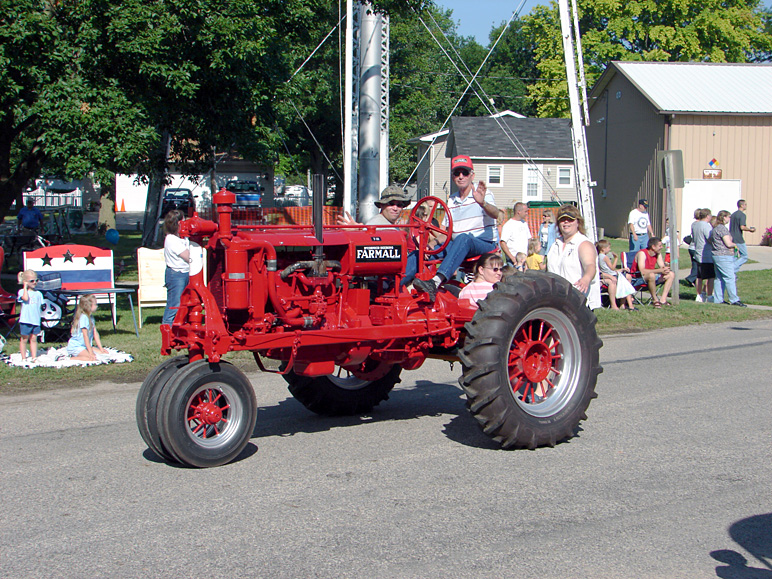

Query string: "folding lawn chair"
[[622, 250, 667, 306], [0, 247, 21, 339]]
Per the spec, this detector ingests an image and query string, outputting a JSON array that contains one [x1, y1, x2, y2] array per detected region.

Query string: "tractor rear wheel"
[[284, 361, 401, 416], [156, 360, 257, 468], [135, 355, 189, 462], [459, 272, 602, 449]]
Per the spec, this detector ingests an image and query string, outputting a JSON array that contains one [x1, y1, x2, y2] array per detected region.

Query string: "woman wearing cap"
[[546, 205, 602, 310]]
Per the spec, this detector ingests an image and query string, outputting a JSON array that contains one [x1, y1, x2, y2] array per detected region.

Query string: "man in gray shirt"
[[691, 208, 714, 303], [730, 199, 755, 273]]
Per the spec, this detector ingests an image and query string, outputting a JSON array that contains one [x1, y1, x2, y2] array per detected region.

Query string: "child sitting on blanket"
[[17, 269, 43, 361], [67, 294, 108, 361]]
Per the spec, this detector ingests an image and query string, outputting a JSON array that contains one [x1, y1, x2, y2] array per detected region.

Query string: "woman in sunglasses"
[[458, 253, 503, 309], [546, 205, 602, 310]]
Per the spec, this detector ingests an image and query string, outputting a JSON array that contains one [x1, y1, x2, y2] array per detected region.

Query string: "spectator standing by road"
[[683, 208, 700, 286], [730, 199, 755, 273], [538, 210, 558, 256], [711, 210, 746, 307], [162, 210, 191, 325], [628, 199, 654, 252], [692, 208, 715, 303], [500, 202, 531, 265], [546, 205, 602, 310]]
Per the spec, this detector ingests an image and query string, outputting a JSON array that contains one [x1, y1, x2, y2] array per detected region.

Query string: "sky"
[[435, 0, 772, 46], [434, 0, 545, 45]]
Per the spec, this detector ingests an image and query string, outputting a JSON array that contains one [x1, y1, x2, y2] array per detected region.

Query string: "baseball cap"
[[638, 199, 649, 207], [451, 155, 474, 172]]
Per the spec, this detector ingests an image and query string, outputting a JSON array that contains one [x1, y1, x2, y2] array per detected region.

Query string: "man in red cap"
[[413, 154, 501, 300]]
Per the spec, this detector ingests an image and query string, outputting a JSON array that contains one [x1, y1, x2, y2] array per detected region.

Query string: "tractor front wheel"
[[284, 361, 401, 416], [156, 360, 257, 468], [459, 272, 603, 449], [135, 355, 189, 462]]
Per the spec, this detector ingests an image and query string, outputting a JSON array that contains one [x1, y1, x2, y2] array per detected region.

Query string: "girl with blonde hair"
[[67, 294, 108, 361]]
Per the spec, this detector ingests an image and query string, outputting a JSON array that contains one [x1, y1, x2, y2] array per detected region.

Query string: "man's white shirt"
[[443, 186, 498, 243], [628, 208, 650, 234], [500, 219, 531, 256]]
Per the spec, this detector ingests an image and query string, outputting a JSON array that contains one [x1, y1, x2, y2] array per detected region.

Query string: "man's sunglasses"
[[385, 200, 409, 208], [452, 168, 470, 177]]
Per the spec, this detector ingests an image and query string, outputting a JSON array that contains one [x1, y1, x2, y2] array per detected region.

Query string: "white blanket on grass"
[[3, 347, 134, 368]]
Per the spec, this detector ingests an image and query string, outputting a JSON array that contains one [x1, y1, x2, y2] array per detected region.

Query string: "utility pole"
[[557, 0, 597, 242], [344, 1, 389, 223], [357, 3, 382, 224]]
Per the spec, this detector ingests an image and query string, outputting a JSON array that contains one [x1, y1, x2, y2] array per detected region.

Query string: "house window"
[[488, 165, 503, 186], [523, 164, 543, 202], [557, 166, 573, 187]]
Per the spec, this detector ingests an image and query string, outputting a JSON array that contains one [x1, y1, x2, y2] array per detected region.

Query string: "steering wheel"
[[408, 196, 453, 256]]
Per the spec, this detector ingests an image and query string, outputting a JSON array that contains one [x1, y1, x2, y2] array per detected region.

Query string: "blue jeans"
[[163, 268, 190, 325], [399, 250, 426, 287], [712, 255, 739, 304], [437, 233, 497, 281], [629, 233, 648, 253], [734, 243, 747, 272], [686, 248, 698, 284]]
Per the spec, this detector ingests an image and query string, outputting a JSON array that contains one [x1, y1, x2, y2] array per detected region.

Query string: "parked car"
[[274, 185, 310, 207], [161, 188, 195, 217], [226, 180, 263, 207]]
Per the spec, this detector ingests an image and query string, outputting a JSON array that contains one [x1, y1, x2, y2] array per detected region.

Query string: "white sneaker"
[[695, 293, 704, 303]]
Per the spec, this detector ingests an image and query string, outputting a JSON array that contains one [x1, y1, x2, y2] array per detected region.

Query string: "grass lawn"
[[2, 270, 771, 393], [1, 235, 769, 394]]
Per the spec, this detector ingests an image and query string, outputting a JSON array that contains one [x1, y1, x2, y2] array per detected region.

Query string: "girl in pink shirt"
[[458, 253, 503, 309]]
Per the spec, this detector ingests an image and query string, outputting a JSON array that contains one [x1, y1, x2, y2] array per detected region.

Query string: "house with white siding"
[[409, 112, 578, 212]]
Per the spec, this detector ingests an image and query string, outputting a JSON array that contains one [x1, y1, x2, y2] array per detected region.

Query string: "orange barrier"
[[197, 206, 346, 227]]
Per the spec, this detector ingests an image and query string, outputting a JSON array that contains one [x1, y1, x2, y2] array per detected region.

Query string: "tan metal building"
[[587, 61, 772, 244]]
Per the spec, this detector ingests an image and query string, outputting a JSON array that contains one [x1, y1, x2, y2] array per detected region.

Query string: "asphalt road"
[[2, 320, 772, 578]]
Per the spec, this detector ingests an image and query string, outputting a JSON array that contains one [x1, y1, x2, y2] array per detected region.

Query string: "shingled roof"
[[446, 116, 574, 161]]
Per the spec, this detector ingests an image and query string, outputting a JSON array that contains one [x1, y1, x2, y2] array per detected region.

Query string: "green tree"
[[0, 0, 429, 223], [524, 0, 772, 118]]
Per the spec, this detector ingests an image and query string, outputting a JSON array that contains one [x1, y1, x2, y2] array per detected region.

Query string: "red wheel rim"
[[508, 319, 562, 404], [187, 388, 230, 438]]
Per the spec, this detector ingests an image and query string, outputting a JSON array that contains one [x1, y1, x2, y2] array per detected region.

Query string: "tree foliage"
[[524, 0, 772, 118]]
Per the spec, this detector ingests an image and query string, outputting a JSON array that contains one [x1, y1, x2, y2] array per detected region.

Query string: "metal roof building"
[[586, 61, 772, 244]]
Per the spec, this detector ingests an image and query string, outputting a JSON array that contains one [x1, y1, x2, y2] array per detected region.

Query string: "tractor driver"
[[413, 155, 501, 301]]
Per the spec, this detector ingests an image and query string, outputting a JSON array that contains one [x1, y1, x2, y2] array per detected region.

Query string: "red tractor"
[[136, 187, 602, 468]]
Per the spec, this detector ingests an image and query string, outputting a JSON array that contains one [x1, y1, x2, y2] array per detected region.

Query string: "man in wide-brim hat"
[[337, 184, 412, 228]]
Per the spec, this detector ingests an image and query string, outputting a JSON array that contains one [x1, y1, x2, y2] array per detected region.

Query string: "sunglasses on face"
[[485, 266, 503, 272], [386, 200, 408, 208], [452, 169, 470, 177], [558, 217, 577, 223]]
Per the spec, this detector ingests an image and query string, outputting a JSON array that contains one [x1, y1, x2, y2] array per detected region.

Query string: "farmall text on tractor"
[[136, 187, 603, 468]]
